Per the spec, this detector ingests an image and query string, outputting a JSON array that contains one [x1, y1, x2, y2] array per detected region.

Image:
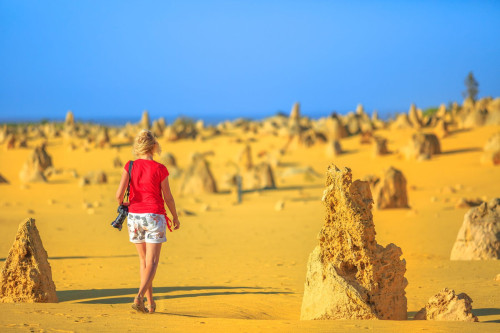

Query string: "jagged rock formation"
[[480, 132, 500, 166], [0, 218, 58, 303], [179, 153, 217, 195], [300, 166, 407, 320], [325, 140, 342, 157], [404, 133, 441, 160], [19, 144, 53, 183], [450, 198, 500, 260], [414, 288, 478, 321], [373, 167, 409, 209]]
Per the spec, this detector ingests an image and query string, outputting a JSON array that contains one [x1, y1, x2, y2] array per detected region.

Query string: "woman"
[[115, 129, 180, 314]]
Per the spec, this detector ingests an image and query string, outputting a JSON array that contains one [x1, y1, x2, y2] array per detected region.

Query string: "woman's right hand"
[[173, 217, 180, 230]]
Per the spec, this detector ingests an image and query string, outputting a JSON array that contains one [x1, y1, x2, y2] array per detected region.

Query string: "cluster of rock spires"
[[300, 165, 408, 320], [1, 97, 499, 166], [0, 218, 58, 303]]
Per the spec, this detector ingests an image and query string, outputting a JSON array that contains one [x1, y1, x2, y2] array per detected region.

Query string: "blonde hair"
[[133, 129, 161, 157]]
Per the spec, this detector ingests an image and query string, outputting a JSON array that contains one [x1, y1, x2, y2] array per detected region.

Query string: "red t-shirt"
[[124, 159, 169, 215]]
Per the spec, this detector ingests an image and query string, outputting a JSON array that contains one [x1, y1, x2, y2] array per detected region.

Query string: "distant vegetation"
[[463, 71, 479, 101], [422, 107, 439, 117]]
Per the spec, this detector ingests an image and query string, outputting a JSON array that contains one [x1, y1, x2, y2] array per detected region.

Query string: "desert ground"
[[0, 108, 499, 332]]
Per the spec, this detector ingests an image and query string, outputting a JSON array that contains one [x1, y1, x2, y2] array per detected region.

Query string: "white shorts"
[[127, 213, 167, 244]]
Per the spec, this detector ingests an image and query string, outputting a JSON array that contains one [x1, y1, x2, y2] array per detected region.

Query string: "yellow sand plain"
[[0, 124, 499, 332]]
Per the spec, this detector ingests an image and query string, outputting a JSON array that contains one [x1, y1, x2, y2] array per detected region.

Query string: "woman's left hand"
[[173, 217, 180, 230]]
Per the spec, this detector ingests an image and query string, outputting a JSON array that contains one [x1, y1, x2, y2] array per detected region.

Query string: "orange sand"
[[0, 125, 499, 332]]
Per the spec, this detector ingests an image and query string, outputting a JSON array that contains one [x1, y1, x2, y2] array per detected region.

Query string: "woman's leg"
[[137, 243, 162, 301], [144, 246, 161, 305], [134, 243, 147, 294]]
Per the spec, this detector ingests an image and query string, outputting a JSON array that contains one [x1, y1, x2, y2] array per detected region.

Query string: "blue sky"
[[1, 0, 499, 123]]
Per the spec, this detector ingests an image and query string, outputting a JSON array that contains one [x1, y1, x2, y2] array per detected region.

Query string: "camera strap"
[[123, 160, 134, 204]]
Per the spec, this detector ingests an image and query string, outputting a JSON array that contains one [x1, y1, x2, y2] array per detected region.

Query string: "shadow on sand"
[[0, 254, 136, 262], [57, 285, 293, 304], [473, 308, 500, 323], [440, 147, 481, 155]]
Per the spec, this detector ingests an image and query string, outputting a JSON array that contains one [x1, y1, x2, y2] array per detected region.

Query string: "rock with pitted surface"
[[19, 144, 53, 183], [300, 166, 407, 320], [0, 218, 58, 303], [373, 167, 409, 209], [414, 288, 478, 322], [450, 198, 500, 260]]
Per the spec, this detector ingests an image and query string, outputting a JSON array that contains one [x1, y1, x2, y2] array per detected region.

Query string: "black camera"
[[111, 205, 128, 231]]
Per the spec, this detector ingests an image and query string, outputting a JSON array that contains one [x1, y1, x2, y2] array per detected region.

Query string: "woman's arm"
[[115, 169, 130, 205], [161, 177, 180, 229]]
